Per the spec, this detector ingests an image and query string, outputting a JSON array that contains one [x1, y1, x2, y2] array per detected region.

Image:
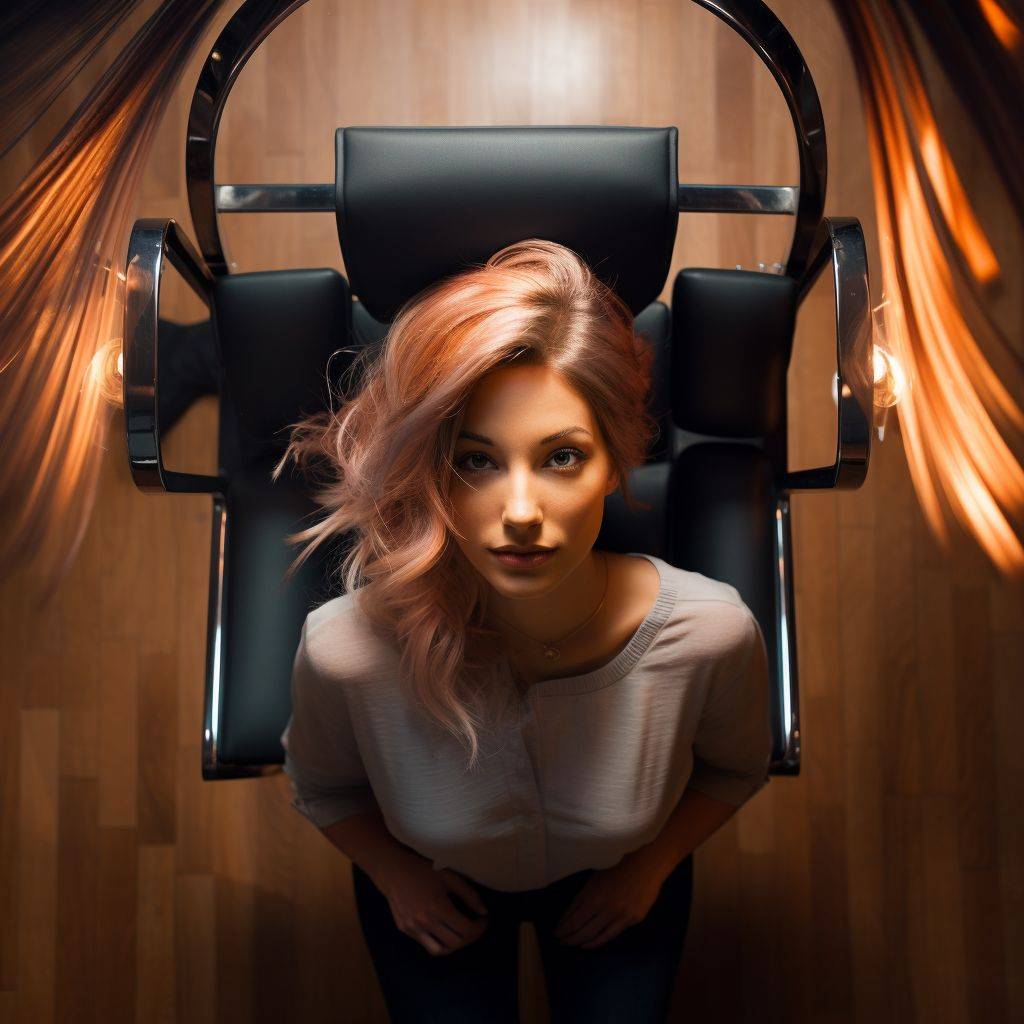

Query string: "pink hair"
[[272, 238, 659, 769]]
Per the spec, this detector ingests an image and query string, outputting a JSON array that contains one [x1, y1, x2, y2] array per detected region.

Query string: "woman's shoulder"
[[651, 557, 746, 611], [649, 557, 759, 658], [306, 589, 360, 635], [302, 589, 398, 686]]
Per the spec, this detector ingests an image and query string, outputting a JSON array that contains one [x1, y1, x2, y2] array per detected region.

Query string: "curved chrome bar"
[[691, 0, 826, 279], [782, 216, 873, 491], [185, 0, 310, 275], [123, 217, 226, 494], [185, 0, 825, 278]]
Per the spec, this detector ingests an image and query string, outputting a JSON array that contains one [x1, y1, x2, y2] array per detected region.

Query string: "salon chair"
[[122, 0, 873, 783]]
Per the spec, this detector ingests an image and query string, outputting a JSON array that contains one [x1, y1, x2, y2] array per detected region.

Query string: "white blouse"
[[280, 553, 773, 892]]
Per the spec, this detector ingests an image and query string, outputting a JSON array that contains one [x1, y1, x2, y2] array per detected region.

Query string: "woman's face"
[[449, 363, 619, 600]]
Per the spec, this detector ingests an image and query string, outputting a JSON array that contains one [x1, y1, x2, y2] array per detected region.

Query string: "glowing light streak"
[[839, 0, 1024, 576], [977, 0, 1022, 51], [0, 1, 224, 606]]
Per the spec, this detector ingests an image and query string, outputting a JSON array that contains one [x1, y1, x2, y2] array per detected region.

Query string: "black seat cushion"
[[672, 268, 797, 437], [212, 268, 354, 455], [217, 457, 349, 766], [667, 441, 783, 761]]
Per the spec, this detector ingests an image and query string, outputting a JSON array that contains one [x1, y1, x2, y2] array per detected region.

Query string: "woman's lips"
[[489, 549, 557, 568]]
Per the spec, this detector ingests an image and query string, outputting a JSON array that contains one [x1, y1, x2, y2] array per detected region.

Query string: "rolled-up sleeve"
[[280, 617, 381, 829], [684, 607, 773, 808]]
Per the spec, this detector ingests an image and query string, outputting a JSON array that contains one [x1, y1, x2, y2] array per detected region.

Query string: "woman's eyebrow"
[[456, 426, 593, 446]]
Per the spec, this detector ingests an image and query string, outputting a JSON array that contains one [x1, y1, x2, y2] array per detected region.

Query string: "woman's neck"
[[483, 550, 608, 649]]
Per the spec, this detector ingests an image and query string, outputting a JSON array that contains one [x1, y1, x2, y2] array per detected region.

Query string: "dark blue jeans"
[[351, 852, 694, 1023]]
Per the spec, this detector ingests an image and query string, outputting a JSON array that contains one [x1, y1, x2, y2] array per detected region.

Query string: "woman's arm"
[[319, 809, 419, 892], [283, 617, 405, 876], [625, 607, 773, 880], [621, 788, 738, 880]]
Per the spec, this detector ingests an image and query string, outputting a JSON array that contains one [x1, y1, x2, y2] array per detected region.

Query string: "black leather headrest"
[[671, 268, 797, 437], [335, 125, 679, 322]]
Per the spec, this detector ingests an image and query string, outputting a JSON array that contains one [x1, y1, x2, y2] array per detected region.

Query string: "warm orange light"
[[0, 0, 223, 606], [842, 0, 1024, 576], [977, 0, 1022, 51], [917, 123, 1000, 286], [873, 345, 907, 409], [869, 299, 906, 442]]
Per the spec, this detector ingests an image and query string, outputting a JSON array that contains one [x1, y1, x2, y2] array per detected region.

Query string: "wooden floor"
[[1, 1, 1022, 1021]]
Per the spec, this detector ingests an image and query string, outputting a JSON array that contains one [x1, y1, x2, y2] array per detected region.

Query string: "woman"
[[274, 239, 772, 1023]]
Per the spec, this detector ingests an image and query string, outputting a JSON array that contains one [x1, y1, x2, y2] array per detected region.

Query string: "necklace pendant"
[[543, 646, 560, 661]]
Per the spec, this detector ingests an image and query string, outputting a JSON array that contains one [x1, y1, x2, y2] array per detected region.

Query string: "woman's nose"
[[500, 468, 543, 526], [501, 495, 542, 527]]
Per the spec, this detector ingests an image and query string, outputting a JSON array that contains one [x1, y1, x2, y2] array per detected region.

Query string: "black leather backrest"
[[351, 299, 388, 349], [336, 125, 680, 322], [634, 301, 673, 463], [671, 268, 797, 437], [212, 268, 354, 451]]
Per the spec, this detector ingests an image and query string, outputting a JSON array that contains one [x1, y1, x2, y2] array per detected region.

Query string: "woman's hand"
[[376, 850, 491, 957], [552, 852, 668, 949]]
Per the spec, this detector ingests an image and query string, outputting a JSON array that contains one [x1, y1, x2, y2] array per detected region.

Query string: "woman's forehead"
[[461, 364, 593, 424]]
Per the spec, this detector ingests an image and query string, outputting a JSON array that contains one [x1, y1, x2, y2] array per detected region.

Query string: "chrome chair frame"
[[123, 0, 873, 780]]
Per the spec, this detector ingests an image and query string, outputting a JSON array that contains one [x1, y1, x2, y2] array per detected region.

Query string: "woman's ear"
[[604, 466, 621, 496]]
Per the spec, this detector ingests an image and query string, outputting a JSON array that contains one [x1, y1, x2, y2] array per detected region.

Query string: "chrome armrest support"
[[781, 216, 873, 492], [123, 217, 227, 494]]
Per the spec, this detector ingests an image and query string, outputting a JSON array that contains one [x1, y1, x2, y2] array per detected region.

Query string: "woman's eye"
[[460, 452, 491, 472], [547, 448, 586, 471], [455, 448, 587, 473]]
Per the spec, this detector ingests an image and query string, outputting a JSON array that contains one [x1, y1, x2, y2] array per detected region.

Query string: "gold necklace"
[[490, 551, 609, 662]]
